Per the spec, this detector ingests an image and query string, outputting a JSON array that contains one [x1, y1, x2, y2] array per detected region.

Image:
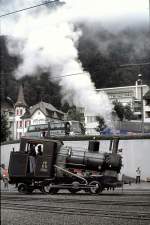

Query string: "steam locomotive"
[[8, 136, 122, 194]]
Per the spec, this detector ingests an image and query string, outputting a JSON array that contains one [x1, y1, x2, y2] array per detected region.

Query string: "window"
[[25, 120, 31, 127], [146, 100, 150, 106], [16, 109, 19, 115], [20, 121, 22, 128], [87, 116, 96, 123], [20, 109, 23, 115]]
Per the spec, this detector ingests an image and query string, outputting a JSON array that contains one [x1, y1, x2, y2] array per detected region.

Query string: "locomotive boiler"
[[8, 137, 122, 194]]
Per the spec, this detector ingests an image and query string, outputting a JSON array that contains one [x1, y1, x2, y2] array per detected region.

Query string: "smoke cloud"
[[1, 0, 148, 125]]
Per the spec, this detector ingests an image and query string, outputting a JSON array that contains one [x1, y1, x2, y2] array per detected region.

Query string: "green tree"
[[61, 102, 70, 113], [124, 104, 134, 120], [67, 106, 85, 134], [67, 106, 84, 122], [1, 114, 10, 142], [113, 101, 124, 121], [96, 116, 106, 132]]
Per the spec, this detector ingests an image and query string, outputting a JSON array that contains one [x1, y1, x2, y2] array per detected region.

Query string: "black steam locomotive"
[[8, 136, 122, 194]]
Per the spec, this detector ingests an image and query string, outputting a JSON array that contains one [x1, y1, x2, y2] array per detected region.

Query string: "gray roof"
[[15, 84, 28, 108], [30, 101, 64, 116]]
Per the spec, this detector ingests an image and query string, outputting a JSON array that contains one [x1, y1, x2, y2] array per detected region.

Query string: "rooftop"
[[15, 84, 28, 108]]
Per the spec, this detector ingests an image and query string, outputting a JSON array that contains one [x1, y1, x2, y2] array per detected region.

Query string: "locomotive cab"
[[9, 137, 62, 186]]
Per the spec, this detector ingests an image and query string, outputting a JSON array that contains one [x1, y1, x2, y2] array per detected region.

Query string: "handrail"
[[54, 165, 88, 185]]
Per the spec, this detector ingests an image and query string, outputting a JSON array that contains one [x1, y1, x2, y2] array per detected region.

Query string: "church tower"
[[15, 83, 28, 139]]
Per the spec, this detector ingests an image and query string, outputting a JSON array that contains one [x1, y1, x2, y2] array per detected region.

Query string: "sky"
[[0, 0, 149, 20]]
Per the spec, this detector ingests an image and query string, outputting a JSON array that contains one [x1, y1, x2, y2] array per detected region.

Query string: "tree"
[[61, 102, 70, 113], [96, 116, 106, 132], [113, 101, 124, 121], [67, 106, 84, 122], [1, 114, 10, 142], [67, 106, 85, 134], [124, 104, 134, 120]]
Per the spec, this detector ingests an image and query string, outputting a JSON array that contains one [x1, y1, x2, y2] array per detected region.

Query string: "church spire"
[[15, 83, 28, 108]]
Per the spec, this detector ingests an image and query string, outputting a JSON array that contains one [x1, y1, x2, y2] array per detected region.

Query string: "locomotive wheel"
[[89, 181, 103, 194], [18, 184, 32, 194], [68, 181, 80, 194]]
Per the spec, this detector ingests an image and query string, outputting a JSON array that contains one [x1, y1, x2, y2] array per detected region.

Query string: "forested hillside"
[[78, 25, 150, 88], [1, 27, 150, 110]]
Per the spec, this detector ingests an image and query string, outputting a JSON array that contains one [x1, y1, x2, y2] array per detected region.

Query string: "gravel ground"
[[2, 209, 150, 225], [1, 183, 150, 225]]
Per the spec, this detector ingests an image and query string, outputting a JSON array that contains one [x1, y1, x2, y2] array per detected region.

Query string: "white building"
[[84, 113, 99, 135], [84, 83, 150, 134], [143, 90, 150, 122], [14, 84, 65, 140], [97, 83, 149, 116]]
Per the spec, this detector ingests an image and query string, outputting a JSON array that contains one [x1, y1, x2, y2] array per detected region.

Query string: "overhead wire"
[[0, 71, 88, 79], [1, 63, 150, 79], [0, 0, 58, 18], [120, 62, 150, 67]]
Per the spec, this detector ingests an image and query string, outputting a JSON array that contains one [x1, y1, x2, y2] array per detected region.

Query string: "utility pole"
[[137, 74, 144, 134]]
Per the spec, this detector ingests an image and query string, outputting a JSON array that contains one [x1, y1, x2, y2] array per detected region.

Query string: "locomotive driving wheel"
[[89, 181, 103, 194], [18, 183, 33, 194], [68, 181, 80, 194]]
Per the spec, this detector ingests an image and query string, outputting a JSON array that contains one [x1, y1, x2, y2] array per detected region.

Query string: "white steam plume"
[[1, 0, 148, 126]]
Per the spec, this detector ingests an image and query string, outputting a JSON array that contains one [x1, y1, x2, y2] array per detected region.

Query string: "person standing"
[[37, 145, 43, 156], [1, 164, 9, 190], [29, 144, 36, 174], [136, 167, 141, 184]]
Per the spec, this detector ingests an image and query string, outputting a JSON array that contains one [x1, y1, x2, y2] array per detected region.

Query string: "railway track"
[[2, 201, 150, 221], [2, 195, 150, 207], [2, 192, 150, 221]]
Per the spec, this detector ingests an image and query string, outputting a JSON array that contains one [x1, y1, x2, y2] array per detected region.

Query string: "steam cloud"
[[1, 0, 148, 126]]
